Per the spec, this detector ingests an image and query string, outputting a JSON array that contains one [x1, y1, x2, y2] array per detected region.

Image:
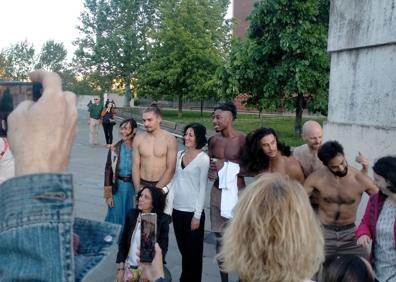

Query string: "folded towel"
[[218, 161, 240, 219]]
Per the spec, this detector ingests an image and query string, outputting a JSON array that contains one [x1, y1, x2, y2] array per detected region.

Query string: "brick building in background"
[[232, 0, 256, 111], [233, 0, 255, 39]]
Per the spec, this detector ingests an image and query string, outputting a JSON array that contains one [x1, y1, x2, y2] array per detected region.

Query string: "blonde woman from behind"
[[218, 173, 324, 282]]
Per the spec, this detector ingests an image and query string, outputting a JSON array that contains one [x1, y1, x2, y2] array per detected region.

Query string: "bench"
[[160, 120, 177, 131]]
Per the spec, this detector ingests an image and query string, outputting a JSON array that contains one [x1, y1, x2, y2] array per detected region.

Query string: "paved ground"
[[68, 110, 238, 282]]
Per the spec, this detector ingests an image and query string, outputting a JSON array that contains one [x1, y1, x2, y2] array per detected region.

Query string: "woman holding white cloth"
[[171, 123, 209, 282]]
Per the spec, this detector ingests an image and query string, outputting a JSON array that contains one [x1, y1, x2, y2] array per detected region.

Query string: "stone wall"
[[325, 0, 396, 222], [325, 0, 396, 163]]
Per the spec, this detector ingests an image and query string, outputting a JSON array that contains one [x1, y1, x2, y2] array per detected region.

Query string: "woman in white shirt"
[[172, 123, 209, 282]]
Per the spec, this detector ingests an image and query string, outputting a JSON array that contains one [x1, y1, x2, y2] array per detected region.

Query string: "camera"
[[0, 81, 42, 137]]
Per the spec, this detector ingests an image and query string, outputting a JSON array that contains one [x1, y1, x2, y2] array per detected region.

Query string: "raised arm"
[[357, 172, 379, 195], [355, 152, 369, 176], [156, 135, 177, 189]]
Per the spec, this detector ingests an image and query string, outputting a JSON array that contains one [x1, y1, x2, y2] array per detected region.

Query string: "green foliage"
[[138, 0, 232, 115], [74, 0, 160, 104], [125, 107, 325, 146], [219, 0, 330, 134], [0, 39, 69, 81], [0, 40, 35, 80], [35, 40, 67, 72]]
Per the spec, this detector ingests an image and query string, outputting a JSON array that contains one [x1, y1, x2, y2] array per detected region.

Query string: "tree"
[[220, 0, 330, 135], [138, 0, 231, 117], [35, 40, 67, 72], [74, 0, 160, 105], [0, 40, 35, 80]]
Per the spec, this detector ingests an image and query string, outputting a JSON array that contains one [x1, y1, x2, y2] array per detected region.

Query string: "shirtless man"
[[241, 127, 304, 183], [132, 104, 177, 196], [293, 120, 324, 177], [208, 102, 245, 282], [304, 140, 378, 258], [294, 120, 369, 177]]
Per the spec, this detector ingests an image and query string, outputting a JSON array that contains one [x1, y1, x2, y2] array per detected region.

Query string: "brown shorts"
[[140, 178, 159, 189], [322, 223, 368, 259], [210, 185, 229, 233]]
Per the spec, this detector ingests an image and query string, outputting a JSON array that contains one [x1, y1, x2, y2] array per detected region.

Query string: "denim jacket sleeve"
[[0, 173, 120, 282]]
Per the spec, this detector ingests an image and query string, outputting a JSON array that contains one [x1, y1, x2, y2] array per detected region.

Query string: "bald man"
[[294, 121, 369, 177], [293, 120, 324, 178]]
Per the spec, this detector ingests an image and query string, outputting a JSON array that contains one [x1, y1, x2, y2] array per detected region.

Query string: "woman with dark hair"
[[356, 156, 396, 281], [171, 123, 209, 282], [116, 186, 169, 282], [104, 118, 137, 225], [241, 127, 304, 182], [321, 255, 374, 282], [101, 100, 117, 146]]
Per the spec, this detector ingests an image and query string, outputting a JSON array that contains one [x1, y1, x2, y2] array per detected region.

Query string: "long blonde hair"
[[218, 173, 324, 282]]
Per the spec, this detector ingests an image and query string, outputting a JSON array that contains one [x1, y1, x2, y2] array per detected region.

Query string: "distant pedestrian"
[[171, 123, 209, 282], [104, 118, 137, 226], [88, 96, 103, 145], [86, 99, 92, 109], [101, 101, 117, 146]]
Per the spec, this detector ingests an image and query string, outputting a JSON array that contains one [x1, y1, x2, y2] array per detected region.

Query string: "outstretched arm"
[[357, 172, 379, 195]]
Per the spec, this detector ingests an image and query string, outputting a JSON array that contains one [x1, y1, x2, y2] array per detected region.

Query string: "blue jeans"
[[0, 174, 121, 282]]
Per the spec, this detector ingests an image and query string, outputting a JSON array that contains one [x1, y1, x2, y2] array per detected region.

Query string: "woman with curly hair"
[[218, 173, 324, 282]]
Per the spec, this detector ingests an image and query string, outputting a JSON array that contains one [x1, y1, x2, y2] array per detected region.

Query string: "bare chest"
[[318, 178, 362, 205], [139, 137, 168, 159], [211, 137, 243, 162]]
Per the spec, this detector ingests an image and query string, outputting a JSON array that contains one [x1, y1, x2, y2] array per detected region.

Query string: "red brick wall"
[[233, 0, 255, 39], [233, 0, 256, 111]]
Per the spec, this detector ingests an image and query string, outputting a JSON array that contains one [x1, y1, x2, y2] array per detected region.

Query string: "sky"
[[0, 0, 232, 62], [0, 0, 84, 60]]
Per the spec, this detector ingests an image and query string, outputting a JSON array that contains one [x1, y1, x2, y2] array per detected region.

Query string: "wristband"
[[161, 186, 169, 195]]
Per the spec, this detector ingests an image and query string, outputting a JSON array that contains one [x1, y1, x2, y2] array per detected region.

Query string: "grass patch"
[[124, 108, 325, 147]]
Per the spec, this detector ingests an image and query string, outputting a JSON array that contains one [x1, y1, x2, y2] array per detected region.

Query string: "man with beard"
[[304, 140, 378, 258], [294, 120, 369, 177], [208, 102, 245, 282]]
